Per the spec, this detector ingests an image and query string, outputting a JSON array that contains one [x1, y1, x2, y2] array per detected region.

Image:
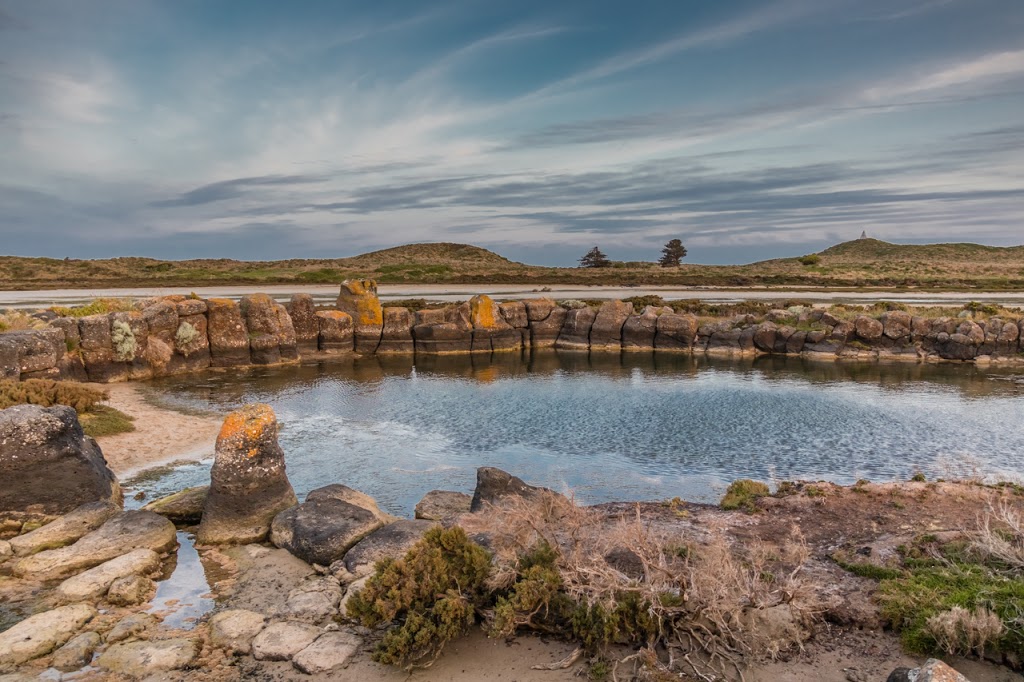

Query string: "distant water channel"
[[136, 352, 1024, 517]]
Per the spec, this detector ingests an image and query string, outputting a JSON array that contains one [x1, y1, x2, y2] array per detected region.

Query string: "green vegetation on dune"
[[2, 238, 1024, 290]]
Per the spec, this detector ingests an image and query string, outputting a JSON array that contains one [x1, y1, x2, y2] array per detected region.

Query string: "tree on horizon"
[[579, 246, 611, 268], [658, 239, 688, 267]]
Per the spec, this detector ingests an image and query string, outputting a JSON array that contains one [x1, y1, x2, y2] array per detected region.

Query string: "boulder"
[[854, 316, 884, 341], [197, 404, 297, 544], [270, 498, 382, 566], [106, 573, 154, 606], [79, 314, 128, 382], [498, 301, 528, 328], [887, 659, 970, 682], [9, 500, 120, 557], [105, 612, 157, 644], [377, 307, 414, 353], [56, 548, 160, 602], [176, 298, 207, 316], [0, 604, 96, 665], [292, 631, 362, 674], [622, 312, 658, 351], [251, 621, 321, 661], [0, 405, 120, 516], [470, 467, 554, 512], [315, 310, 354, 353], [206, 298, 250, 366], [881, 311, 912, 339], [142, 300, 179, 345], [556, 306, 597, 350], [12, 511, 175, 580], [655, 313, 698, 351], [336, 280, 383, 354], [209, 609, 266, 655], [525, 299, 567, 348], [342, 520, 434, 578], [51, 631, 101, 672], [414, 490, 472, 521], [589, 300, 633, 351], [275, 303, 299, 360], [287, 294, 319, 352], [142, 486, 207, 524], [752, 322, 777, 352], [97, 638, 196, 677], [305, 484, 395, 523], [413, 322, 473, 354], [240, 294, 283, 365]]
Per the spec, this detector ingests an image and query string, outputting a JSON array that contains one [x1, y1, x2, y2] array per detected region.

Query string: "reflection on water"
[[138, 351, 1024, 516], [148, 532, 214, 630]]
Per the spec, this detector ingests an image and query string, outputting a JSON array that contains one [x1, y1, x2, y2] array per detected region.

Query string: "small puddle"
[[148, 531, 214, 630]]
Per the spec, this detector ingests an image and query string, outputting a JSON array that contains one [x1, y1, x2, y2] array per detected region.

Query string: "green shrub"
[[622, 295, 666, 310], [720, 479, 771, 512], [0, 379, 108, 412], [79, 404, 136, 437], [110, 320, 137, 362], [50, 298, 135, 318], [798, 254, 821, 266], [346, 526, 491, 668]]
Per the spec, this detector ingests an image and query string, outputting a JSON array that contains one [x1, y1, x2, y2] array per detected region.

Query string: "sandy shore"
[[93, 383, 222, 476]]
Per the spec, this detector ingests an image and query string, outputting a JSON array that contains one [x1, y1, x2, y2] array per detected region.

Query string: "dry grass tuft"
[[973, 500, 1024, 573], [925, 605, 1004, 657], [0, 311, 47, 332]]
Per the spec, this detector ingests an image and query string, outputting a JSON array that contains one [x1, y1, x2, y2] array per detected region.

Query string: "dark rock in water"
[[270, 497, 382, 566], [413, 322, 473, 354], [305, 483, 393, 522], [12, 510, 176, 580], [654, 313, 698, 351], [0, 405, 121, 516], [240, 294, 283, 365], [854, 315, 884, 341], [498, 301, 528, 329], [377, 307, 414, 353], [589, 300, 633, 351], [275, 303, 298, 360], [142, 486, 208, 524], [525, 299, 567, 349], [415, 490, 472, 521], [556, 306, 597, 350], [470, 466, 553, 512], [336, 280, 383, 354], [343, 519, 434, 577], [287, 294, 319, 352], [197, 404, 297, 544], [622, 311, 658, 351], [206, 298, 250, 367], [316, 310, 354, 353]]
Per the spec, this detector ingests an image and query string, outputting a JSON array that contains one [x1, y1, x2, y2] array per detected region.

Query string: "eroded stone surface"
[[414, 490, 472, 521], [209, 609, 266, 655], [0, 604, 96, 665], [9, 501, 120, 557], [251, 621, 321, 661], [292, 631, 362, 674], [56, 548, 160, 602], [97, 638, 196, 677]]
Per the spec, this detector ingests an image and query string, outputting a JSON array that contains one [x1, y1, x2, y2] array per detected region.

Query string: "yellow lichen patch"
[[318, 310, 351, 321], [354, 300, 383, 326], [217, 403, 277, 455], [469, 295, 498, 329], [207, 298, 237, 309]]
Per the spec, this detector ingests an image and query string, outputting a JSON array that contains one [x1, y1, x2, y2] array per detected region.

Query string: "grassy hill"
[[1, 239, 1023, 290]]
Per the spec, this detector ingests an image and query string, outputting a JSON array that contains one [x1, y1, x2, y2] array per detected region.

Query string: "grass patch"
[[50, 297, 136, 317], [833, 555, 903, 580], [0, 379, 108, 412], [720, 479, 771, 512], [79, 404, 135, 437]]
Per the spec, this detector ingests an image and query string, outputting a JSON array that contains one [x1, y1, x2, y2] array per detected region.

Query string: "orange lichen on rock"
[[337, 280, 383, 326], [317, 310, 351, 322], [469, 294, 500, 329], [217, 403, 277, 457]]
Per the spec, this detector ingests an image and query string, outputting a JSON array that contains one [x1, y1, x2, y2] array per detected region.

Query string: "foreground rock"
[[197, 404, 297, 544], [0, 404, 120, 516], [270, 487, 383, 566], [887, 659, 971, 681], [470, 466, 555, 512], [341, 519, 434, 578], [415, 490, 472, 521], [0, 603, 96, 665], [8, 500, 119, 557], [56, 548, 160, 601], [292, 631, 362, 674], [141, 485, 207, 524], [51, 631, 101, 672], [209, 609, 266, 655], [336, 279, 384, 354], [97, 638, 197, 677], [251, 621, 321, 661], [12, 510, 175, 580]]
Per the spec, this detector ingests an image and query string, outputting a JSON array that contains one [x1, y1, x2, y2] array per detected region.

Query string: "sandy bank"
[[93, 383, 221, 476]]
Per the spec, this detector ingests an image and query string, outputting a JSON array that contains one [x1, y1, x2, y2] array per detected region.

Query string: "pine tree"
[[578, 246, 611, 268], [658, 239, 687, 267]]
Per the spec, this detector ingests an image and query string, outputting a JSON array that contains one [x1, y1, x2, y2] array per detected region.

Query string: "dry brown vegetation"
[[3, 238, 1024, 290]]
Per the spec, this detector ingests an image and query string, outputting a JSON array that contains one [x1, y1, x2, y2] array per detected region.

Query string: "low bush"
[[0, 311, 47, 332], [720, 479, 771, 512], [0, 379, 108, 412], [798, 254, 821, 266], [622, 295, 666, 311], [50, 298, 136, 318], [78, 404, 136, 437]]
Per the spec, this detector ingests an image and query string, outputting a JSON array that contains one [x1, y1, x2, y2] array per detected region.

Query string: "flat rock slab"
[[0, 603, 96, 665], [293, 631, 362, 674], [9, 501, 120, 557], [343, 520, 434, 578], [106, 612, 158, 644], [252, 621, 321, 661], [415, 490, 472, 521], [97, 638, 197, 677], [107, 573, 154, 606], [270, 498, 382, 566], [12, 510, 176, 580], [142, 486, 208, 524], [56, 548, 160, 602], [209, 609, 266, 655], [51, 630, 101, 672], [281, 577, 342, 623]]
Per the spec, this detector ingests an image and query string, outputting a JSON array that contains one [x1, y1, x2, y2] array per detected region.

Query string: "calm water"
[[134, 352, 1024, 517]]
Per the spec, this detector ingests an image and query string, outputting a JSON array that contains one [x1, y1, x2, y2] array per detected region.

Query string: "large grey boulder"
[[589, 300, 633, 351], [470, 467, 555, 512], [9, 501, 119, 557], [141, 486, 207, 524], [305, 484, 395, 523], [655, 313, 698, 351], [197, 404, 297, 544], [0, 604, 96, 665], [414, 490, 472, 521], [0, 405, 120, 516], [525, 299, 567, 348], [286, 293, 319, 353], [270, 497, 382, 566], [556, 306, 597, 350], [342, 520, 434, 578]]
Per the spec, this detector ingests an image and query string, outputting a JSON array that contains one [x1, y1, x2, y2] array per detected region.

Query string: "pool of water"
[[135, 352, 1024, 517]]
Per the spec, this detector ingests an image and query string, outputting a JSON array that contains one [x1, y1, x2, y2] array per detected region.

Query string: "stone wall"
[[2, 284, 1022, 382]]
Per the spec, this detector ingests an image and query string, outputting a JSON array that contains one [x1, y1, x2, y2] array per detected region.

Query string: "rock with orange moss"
[[196, 404, 297, 544], [336, 280, 383, 354], [315, 310, 354, 353], [287, 294, 319, 353], [469, 295, 517, 353], [377, 307, 414, 353], [207, 298, 251, 366]]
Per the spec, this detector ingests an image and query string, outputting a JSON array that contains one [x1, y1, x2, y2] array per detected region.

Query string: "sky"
[[1, 0, 1022, 266]]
